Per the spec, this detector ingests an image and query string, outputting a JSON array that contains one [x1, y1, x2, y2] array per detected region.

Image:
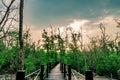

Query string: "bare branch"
[[0, 0, 15, 25], [0, 8, 17, 39], [1, 0, 8, 8]]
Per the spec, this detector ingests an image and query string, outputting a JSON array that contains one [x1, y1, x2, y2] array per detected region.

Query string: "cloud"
[[92, 16, 119, 34], [24, 25, 42, 42], [68, 19, 89, 32], [83, 16, 120, 42], [24, 0, 120, 27], [28, 16, 120, 44], [55, 19, 89, 36]]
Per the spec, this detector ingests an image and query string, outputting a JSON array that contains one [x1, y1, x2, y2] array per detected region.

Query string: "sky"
[[23, 0, 120, 42], [24, 0, 120, 26]]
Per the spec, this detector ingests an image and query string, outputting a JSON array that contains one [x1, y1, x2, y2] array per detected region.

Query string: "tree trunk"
[[19, 0, 24, 70]]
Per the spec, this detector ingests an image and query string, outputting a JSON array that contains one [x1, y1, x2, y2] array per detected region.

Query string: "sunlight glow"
[[67, 20, 89, 32], [56, 19, 89, 35]]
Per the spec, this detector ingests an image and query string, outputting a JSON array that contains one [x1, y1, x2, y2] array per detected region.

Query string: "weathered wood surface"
[[0, 74, 16, 80], [45, 64, 65, 80]]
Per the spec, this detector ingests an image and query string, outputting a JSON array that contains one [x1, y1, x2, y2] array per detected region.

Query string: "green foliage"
[[0, 25, 120, 79], [0, 45, 19, 74], [24, 47, 48, 74], [0, 40, 5, 51], [0, 51, 6, 69], [49, 50, 58, 63], [36, 49, 47, 65], [63, 50, 86, 73], [24, 48, 59, 74], [118, 69, 120, 78], [25, 54, 36, 73], [96, 53, 120, 77]]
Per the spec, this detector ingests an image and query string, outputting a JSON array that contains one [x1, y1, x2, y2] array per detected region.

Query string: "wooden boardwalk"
[[45, 64, 65, 80]]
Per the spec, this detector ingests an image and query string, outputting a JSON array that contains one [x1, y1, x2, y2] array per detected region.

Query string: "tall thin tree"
[[19, 0, 24, 70]]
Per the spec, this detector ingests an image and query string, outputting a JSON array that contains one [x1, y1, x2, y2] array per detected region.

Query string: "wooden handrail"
[[34, 70, 41, 80], [64, 64, 85, 80], [71, 69, 85, 78], [25, 69, 41, 78], [71, 69, 77, 80], [25, 62, 58, 80], [43, 66, 47, 79]]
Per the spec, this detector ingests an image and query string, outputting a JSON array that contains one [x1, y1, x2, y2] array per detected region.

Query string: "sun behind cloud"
[[68, 20, 89, 32]]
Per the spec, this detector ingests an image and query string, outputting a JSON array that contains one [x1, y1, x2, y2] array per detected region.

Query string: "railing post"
[[118, 72, 120, 80], [60, 63, 62, 71], [63, 64, 66, 77], [16, 70, 25, 80], [31, 75, 35, 80], [62, 63, 64, 73], [68, 65, 71, 80], [49, 63, 51, 72], [85, 70, 93, 80], [11, 74, 12, 80], [46, 64, 49, 77], [40, 65, 44, 80], [60, 63, 63, 73], [5, 74, 6, 80]]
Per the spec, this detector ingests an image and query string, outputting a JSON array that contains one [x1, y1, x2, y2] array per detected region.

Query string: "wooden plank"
[[45, 64, 65, 80]]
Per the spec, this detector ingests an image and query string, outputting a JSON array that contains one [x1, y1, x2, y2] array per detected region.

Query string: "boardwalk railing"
[[62, 63, 118, 80], [16, 62, 58, 80], [24, 65, 48, 80], [25, 68, 41, 80], [64, 65, 85, 80], [62, 63, 93, 80], [0, 74, 16, 80], [71, 69, 85, 80]]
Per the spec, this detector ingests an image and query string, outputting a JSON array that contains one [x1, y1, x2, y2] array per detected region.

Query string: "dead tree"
[[19, 0, 24, 70], [0, 0, 17, 39], [0, 0, 15, 25]]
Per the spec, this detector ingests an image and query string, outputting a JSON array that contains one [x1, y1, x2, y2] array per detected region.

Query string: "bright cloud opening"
[[67, 20, 89, 32], [56, 19, 89, 35]]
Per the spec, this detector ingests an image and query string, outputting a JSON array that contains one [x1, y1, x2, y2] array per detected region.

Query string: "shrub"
[[96, 53, 120, 78]]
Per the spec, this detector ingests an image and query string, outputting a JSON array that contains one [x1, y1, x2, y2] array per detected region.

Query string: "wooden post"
[[40, 65, 44, 80], [60, 63, 63, 73], [16, 70, 25, 80], [118, 73, 120, 80], [5, 74, 6, 80], [10, 74, 11, 80], [68, 65, 71, 80], [49, 63, 51, 72], [63, 64, 66, 77], [31, 75, 35, 80], [46, 64, 49, 77], [62, 63, 64, 73], [85, 70, 93, 80], [11, 74, 12, 80], [60, 63, 62, 71]]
